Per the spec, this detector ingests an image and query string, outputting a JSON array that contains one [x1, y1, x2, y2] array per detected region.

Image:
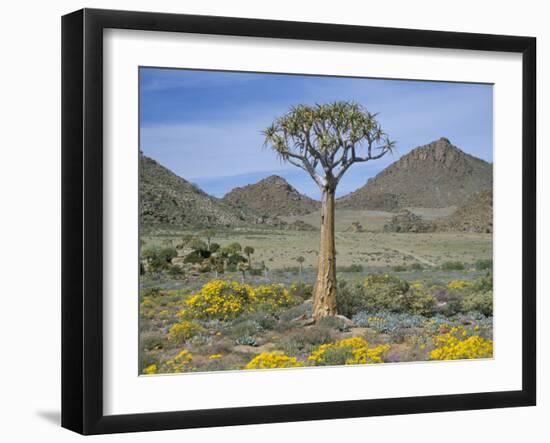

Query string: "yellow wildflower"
[[245, 352, 303, 369], [143, 364, 157, 375]]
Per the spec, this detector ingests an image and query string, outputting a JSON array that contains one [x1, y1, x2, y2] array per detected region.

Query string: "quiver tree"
[[244, 246, 255, 266], [263, 102, 394, 321], [296, 256, 305, 278]]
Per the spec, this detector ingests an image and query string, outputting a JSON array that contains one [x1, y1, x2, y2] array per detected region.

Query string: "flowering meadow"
[[139, 269, 493, 374]]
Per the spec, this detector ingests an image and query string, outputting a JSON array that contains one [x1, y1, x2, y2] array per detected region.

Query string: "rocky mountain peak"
[[338, 137, 492, 210], [222, 175, 320, 217]]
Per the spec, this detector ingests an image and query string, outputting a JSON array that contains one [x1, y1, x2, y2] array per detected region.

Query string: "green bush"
[[392, 265, 407, 272], [142, 247, 178, 272], [337, 264, 364, 273], [462, 291, 493, 316], [183, 250, 204, 264], [475, 259, 493, 271], [240, 307, 278, 330], [309, 346, 352, 366], [336, 274, 411, 317], [401, 288, 437, 316], [235, 335, 257, 346], [410, 263, 424, 271], [228, 319, 263, 340], [226, 253, 247, 265], [473, 273, 493, 291], [279, 327, 333, 355], [318, 316, 350, 332], [441, 261, 465, 271], [289, 282, 313, 301], [168, 265, 185, 279], [334, 280, 364, 318]]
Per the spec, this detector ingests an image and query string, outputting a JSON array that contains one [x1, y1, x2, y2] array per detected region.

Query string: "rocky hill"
[[337, 138, 492, 211], [222, 175, 320, 217], [383, 210, 433, 233], [140, 154, 257, 228], [435, 189, 493, 233]]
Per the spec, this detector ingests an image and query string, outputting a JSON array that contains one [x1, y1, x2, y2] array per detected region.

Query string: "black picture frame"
[[61, 8, 536, 435]]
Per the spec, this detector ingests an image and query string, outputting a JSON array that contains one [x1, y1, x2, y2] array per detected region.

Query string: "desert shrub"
[[282, 266, 300, 275], [352, 311, 427, 333], [308, 337, 390, 366], [431, 286, 448, 303], [430, 326, 493, 360], [337, 264, 363, 273], [245, 352, 303, 369], [168, 265, 185, 279], [167, 320, 205, 343], [188, 333, 213, 346], [141, 332, 164, 351], [461, 291, 493, 316], [337, 274, 411, 317], [223, 242, 242, 254], [279, 301, 311, 320], [473, 273, 493, 292], [235, 335, 257, 346], [334, 280, 364, 318], [141, 286, 162, 299], [442, 290, 464, 316], [189, 238, 208, 253], [238, 306, 279, 330], [401, 288, 437, 316], [364, 274, 410, 292], [279, 327, 334, 356], [183, 251, 204, 264], [392, 265, 407, 272], [475, 259, 493, 271], [249, 268, 263, 276], [240, 305, 278, 330], [228, 319, 263, 339], [289, 282, 313, 301], [441, 261, 465, 271], [142, 247, 178, 272], [318, 316, 350, 332], [226, 253, 247, 266], [410, 263, 424, 271]]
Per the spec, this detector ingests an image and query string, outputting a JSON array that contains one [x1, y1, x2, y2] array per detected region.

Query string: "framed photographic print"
[[61, 8, 536, 435]]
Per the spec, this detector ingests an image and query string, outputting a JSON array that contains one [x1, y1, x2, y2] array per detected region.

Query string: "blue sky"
[[140, 67, 493, 199]]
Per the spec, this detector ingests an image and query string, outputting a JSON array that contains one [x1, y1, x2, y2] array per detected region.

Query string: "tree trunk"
[[313, 187, 338, 321]]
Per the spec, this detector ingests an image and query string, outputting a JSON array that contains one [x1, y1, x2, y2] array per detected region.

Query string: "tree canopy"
[[263, 101, 395, 190]]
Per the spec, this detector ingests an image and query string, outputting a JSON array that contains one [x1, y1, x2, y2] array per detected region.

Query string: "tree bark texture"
[[313, 188, 338, 321]]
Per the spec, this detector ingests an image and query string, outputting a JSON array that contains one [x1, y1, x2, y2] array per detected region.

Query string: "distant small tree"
[[296, 256, 305, 278], [226, 242, 242, 254], [208, 255, 224, 278], [260, 261, 268, 279], [237, 262, 250, 284], [209, 242, 221, 254], [244, 246, 255, 266], [189, 238, 210, 259], [177, 234, 195, 250], [142, 247, 177, 278], [202, 228, 216, 250]]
